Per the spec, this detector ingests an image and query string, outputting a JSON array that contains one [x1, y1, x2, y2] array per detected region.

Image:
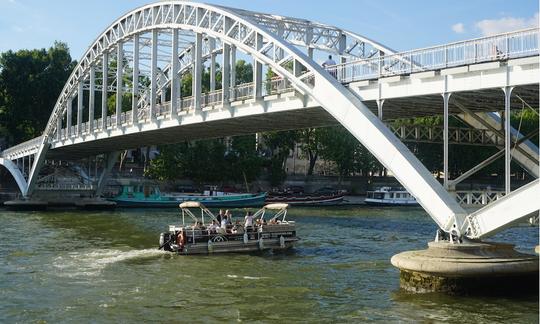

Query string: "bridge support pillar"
[[132, 34, 140, 124], [150, 30, 158, 121], [193, 32, 203, 110], [503, 86, 513, 194], [56, 114, 62, 141], [170, 30, 178, 117], [230, 45, 236, 95], [67, 96, 73, 137], [77, 81, 83, 135], [391, 241, 538, 295], [116, 41, 124, 128], [222, 42, 231, 106], [101, 52, 109, 130], [442, 92, 452, 189], [95, 152, 120, 197], [253, 33, 263, 100], [88, 66, 95, 133], [376, 99, 384, 120], [209, 38, 216, 92]]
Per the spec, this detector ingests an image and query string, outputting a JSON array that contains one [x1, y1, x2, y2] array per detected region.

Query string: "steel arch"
[[34, 1, 466, 232]]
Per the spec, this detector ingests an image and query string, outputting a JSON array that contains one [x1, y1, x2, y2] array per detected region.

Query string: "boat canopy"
[[178, 201, 217, 226], [179, 201, 206, 209], [253, 203, 289, 222], [264, 203, 289, 210]]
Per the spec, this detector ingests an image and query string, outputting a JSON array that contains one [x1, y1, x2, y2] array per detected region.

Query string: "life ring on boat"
[[177, 231, 186, 247]]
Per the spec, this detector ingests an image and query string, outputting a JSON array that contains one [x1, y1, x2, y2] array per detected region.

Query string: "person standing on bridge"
[[322, 55, 337, 78]]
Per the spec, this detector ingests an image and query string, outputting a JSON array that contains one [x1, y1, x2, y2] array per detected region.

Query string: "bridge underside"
[[47, 107, 336, 160], [361, 85, 539, 120], [47, 83, 538, 160]]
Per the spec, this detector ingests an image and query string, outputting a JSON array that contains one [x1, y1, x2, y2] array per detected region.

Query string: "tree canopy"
[[0, 42, 76, 146]]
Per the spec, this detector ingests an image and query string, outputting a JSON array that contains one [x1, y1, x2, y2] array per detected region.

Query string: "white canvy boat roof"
[[179, 201, 206, 209], [264, 203, 289, 210]]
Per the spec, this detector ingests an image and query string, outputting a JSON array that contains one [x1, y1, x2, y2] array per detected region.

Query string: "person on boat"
[[221, 216, 228, 229], [232, 222, 244, 234], [192, 221, 202, 229], [225, 210, 233, 225], [208, 220, 218, 234], [244, 211, 254, 231], [217, 209, 225, 223]]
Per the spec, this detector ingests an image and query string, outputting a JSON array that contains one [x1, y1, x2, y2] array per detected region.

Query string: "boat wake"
[[227, 274, 270, 280], [53, 248, 167, 278]]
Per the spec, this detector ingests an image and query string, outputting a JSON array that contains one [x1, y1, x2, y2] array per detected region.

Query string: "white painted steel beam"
[[465, 179, 540, 238], [150, 30, 158, 121], [67, 97, 73, 137], [132, 34, 140, 124], [170, 29, 179, 116], [77, 82, 83, 135], [88, 66, 95, 132], [457, 107, 539, 178], [101, 52, 109, 130], [116, 42, 124, 128], [10, 2, 537, 237], [0, 158, 27, 195], [193, 32, 203, 110]]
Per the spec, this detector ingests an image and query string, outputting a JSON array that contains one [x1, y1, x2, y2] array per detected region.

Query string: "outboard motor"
[[159, 232, 173, 251]]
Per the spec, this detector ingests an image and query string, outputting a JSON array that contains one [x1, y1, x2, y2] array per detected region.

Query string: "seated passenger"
[[208, 220, 218, 234], [232, 223, 244, 234]]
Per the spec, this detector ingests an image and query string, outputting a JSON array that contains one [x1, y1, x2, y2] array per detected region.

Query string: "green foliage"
[[145, 135, 263, 186], [262, 130, 299, 185], [317, 126, 358, 177], [297, 128, 322, 176], [0, 41, 76, 145], [235, 60, 253, 85]]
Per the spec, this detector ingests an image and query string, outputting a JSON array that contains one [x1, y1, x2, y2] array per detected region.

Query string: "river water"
[[1, 206, 538, 322]]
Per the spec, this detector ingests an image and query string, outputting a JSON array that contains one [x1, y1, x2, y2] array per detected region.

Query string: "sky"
[[0, 0, 538, 60]]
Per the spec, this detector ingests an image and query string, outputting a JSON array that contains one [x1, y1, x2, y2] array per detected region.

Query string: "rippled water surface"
[[0, 207, 538, 322]]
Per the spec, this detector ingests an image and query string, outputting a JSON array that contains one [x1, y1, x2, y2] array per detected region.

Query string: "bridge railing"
[[328, 28, 539, 83], [1, 136, 43, 158], [455, 190, 506, 206], [389, 124, 503, 146]]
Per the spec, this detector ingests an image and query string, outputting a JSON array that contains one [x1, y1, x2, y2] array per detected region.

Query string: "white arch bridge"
[[1, 1, 538, 240]]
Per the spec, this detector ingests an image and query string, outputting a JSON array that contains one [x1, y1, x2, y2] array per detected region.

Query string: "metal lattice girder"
[[33, 1, 465, 233], [1, 1, 537, 239], [465, 179, 540, 239], [42, 1, 399, 142]]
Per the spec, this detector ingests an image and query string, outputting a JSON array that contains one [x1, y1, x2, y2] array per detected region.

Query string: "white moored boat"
[[364, 187, 419, 206], [159, 202, 298, 255]]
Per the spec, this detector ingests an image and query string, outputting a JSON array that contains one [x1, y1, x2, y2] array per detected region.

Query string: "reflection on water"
[[0, 207, 537, 322]]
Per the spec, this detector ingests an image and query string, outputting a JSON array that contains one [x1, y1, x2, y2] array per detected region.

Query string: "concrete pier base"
[[391, 241, 539, 295]]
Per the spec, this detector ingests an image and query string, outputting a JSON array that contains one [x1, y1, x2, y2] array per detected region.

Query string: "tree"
[[0, 42, 76, 145], [297, 128, 322, 176], [318, 126, 358, 179], [262, 130, 299, 186]]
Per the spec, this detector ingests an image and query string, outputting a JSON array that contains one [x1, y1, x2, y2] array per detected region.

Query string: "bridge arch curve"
[[0, 158, 27, 195], [40, 1, 466, 231]]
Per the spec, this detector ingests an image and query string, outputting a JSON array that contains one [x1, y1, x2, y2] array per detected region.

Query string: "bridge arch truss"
[[1, 1, 538, 241]]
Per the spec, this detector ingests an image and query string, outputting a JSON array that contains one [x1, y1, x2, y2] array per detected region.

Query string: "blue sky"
[[0, 0, 538, 60]]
